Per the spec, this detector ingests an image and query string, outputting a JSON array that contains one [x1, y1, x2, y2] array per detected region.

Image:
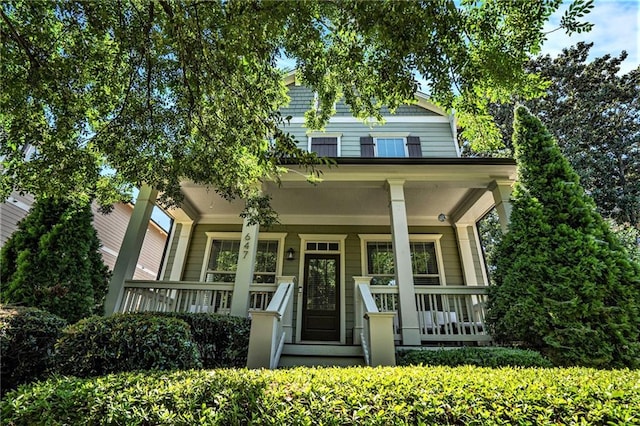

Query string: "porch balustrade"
[[246, 276, 296, 369], [369, 284, 491, 343], [117, 280, 277, 314], [355, 279, 396, 366]]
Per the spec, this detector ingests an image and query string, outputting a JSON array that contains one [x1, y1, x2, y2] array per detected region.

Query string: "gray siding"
[[0, 193, 32, 246], [280, 85, 458, 158]]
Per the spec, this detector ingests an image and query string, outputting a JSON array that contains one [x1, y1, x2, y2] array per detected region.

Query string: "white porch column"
[[104, 185, 158, 315], [169, 221, 194, 281], [455, 224, 478, 286], [386, 179, 421, 346], [489, 180, 513, 234], [230, 216, 259, 316]]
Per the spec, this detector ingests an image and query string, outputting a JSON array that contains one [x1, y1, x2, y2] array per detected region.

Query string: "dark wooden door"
[[301, 254, 340, 341]]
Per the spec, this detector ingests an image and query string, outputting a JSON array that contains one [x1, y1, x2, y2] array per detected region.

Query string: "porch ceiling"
[[176, 162, 515, 226]]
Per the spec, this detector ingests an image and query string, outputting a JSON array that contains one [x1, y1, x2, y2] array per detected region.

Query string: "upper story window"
[[308, 133, 341, 157], [201, 232, 287, 284], [360, 135, 422, 158], [359, 234, 445, 286]]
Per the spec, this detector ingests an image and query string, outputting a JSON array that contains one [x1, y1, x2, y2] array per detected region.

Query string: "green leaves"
[[1, 1, 589, 219]]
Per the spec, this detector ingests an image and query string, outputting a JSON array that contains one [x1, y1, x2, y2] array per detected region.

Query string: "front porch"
[[116, 275, 491, 368]]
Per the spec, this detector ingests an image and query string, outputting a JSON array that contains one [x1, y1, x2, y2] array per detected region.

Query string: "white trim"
[[296, 234, 348, 344], [199, 231, 288, 282], [373, 136, 408, 158], [169, 222, 193, 281], [5, 196, 31, 212], [357, 234, 446, 285], [472, 223, 490, 286], [288, 116, 450, 124], [196, 213, 450, 227], [369, 132, 410, 138]]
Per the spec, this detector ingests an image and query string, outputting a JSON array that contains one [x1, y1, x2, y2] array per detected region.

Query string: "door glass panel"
[[306, 258, 337, 310]]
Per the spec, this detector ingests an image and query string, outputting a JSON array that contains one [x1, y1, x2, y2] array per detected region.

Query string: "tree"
[[1, 0, 592, 222], [0, 197, 110, 323], [486, 106, 640, 368], [480, 43, 640, 228]]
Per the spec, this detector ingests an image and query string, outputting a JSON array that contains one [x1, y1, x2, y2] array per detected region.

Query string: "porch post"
[[230, 215, 259, 316], [454, 224, 478, 286], [489, 180, 513, 234], [386, 179, 421, 346], [169, 221, 193, 281], [104, 185, 158, 315]]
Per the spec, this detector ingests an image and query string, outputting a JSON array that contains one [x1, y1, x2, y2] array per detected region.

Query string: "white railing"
[[368, 284, 490, 343], [246, 276, 296, 369], [118, 280, 276, 314], [354, 277, 396, 367]]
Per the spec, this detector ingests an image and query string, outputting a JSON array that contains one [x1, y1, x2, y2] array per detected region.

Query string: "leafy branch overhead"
[[1, 0, 591, 221]]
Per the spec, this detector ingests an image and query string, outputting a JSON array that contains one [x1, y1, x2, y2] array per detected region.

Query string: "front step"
[[278, 344, 365, 368]]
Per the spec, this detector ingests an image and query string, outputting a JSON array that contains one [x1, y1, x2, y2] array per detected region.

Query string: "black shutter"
[[360, 136, 374, 157], [406, 136, 422, 157], [311, 137, 337, 157]]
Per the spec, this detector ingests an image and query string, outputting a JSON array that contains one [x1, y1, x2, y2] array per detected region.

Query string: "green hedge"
[[0, 306, 67, 395], [159, 312, 250, 368], [2, 367, 638, 425], [397, 347, 553, 368], [54, 313, 201, 377]]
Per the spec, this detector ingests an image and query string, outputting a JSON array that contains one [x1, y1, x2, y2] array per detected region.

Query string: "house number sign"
[[243, 233, 251, 258]]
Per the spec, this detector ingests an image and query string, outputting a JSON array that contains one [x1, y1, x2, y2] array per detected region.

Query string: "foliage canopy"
[[1, 0, 591, 220]]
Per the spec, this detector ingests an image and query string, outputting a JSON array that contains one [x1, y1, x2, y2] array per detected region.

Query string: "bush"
[[396, 347, 553, 368], [160, 313, 250, 368], [0, 306, 67, 395], [0, 197, 110, 323], [487, 107, 640, 368], [2, 367, 638, 424], [54, 313, 201, 378]]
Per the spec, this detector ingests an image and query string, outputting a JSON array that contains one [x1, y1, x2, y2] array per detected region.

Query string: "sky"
[[543, 0, 639, 74]]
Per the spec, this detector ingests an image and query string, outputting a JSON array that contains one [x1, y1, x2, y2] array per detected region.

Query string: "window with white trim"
[[360, 234, 445, 286], [375, 137, 407, 157], [202, 233, 286, 283]]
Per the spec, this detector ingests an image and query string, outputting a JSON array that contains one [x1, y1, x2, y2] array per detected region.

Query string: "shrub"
[[487, 107, 640, 368], [396, 347, 553, 368], [0, 306, 67, 395], [0, 197, 110, 323], [160, 312, 250, 368], [54, 313, 201, 378], [2, 367, 639, 425]]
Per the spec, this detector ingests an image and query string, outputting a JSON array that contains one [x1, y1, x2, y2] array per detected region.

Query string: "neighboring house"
[[0, 193, 168, 281], [106, 73, 516, 368]]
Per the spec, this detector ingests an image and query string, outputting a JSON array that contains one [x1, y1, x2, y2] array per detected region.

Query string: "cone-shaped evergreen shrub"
[[0, 197, 110, 323], [486, 107, 640, 368]]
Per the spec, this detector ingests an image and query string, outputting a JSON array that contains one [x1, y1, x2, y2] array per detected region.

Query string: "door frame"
[[296, 234, 347, 344]]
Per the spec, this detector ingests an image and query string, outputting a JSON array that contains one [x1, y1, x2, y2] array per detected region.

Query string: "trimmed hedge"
[[54, 313, 201, 377], [0, 306, 67, 395], [159, 312, 250, 368], [2, 367, 638, 424], [397, 347, 553, 368]]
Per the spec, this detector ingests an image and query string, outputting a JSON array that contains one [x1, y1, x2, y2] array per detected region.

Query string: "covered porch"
[[104, 159, 515, 367]]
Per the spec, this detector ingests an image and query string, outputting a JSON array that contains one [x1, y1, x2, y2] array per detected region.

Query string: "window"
[[360, 135, 422, 158], [375, 138, 407, 157], [308, 134, 341, 157], [360, 234, 444, 286], [201, 232, 286, 283]]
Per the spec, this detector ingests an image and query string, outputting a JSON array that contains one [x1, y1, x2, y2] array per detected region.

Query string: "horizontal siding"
[[285, 121, 456, 158], [281, 86, 439, 117], [179, 224, 465, 344], [161, 223, 181, 280]]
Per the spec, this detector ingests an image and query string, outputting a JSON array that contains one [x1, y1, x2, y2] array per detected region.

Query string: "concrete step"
[[278, 344, 365, 368]]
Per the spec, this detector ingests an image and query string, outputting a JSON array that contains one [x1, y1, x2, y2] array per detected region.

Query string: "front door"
[[301, 254, 340, 341]]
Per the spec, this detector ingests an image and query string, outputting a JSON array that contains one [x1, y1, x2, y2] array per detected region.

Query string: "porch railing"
[[369, 285, 491, 343], [117, 280, 277, 314], [246, 276, 296, 369], [354, 277, 396, 366]]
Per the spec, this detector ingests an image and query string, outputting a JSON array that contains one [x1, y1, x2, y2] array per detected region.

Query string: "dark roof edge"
[[329, 157, 516, 166]]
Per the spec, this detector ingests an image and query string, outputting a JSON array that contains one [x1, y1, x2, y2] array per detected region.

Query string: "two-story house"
[[105, 73, 516, 368]]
